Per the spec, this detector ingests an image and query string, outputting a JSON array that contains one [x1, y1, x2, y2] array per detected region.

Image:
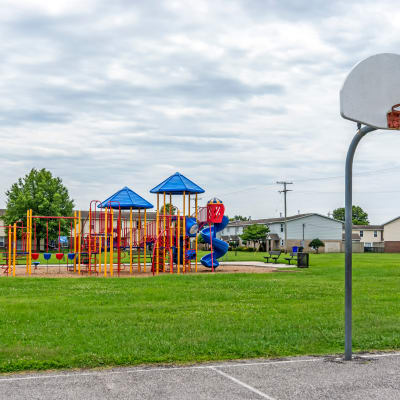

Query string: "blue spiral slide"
[[200, 216, 229, 268]]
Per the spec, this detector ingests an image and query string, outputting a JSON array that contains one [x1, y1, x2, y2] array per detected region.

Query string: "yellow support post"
[[13, 223, 16, 277], [143, 209, 147, 273], [99, 236, 102, 274], [129, 207, 133, 274], [163, 192, 166, 273], [195, 194, 198, 272], [78, 210, 81, 275], [29, 209, 32, 275], [177, 210, 180, 274], [188, 195, 190, 271], [138, 209, 141, 272], [169, 194, 173, 273], [183, 192, 186, 273], [104, 208, 108, 277], [88, 209, 92, 275], [73, 211, 77, 273], [156, 193, 159, 275], [110, 209, 114, 276], [8, 225, 11, 276], [26, 210, 29, 274]]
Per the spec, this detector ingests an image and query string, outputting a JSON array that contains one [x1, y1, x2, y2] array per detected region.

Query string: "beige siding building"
[[352, 225, 384, 250], [382, 217, 400, 252], [351, 217, 400, 252]]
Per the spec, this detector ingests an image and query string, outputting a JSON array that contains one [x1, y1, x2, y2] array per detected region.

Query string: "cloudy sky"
[[1, 0, 400, 223]]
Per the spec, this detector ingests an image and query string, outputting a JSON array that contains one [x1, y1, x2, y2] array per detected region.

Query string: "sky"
[[1, 0, 400, 224]]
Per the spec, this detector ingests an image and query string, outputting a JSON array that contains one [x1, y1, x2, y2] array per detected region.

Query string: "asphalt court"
[[1, 352, 400, 399]]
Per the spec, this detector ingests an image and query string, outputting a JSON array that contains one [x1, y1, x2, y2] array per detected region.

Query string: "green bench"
[[264, 250, 282, 264]]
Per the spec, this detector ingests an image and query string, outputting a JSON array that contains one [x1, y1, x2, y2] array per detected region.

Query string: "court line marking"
[[210, 366, 276, 400], [0, 359, 320, 383], [1, 353, 399, 383]]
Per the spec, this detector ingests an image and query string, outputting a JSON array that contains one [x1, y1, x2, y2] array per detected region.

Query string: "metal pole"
[[284, 184, 287, 252], [344, 124, 376, 361], [277, 181, 292, 252]]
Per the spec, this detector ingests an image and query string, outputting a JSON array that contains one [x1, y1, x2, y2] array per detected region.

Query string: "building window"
[[360, 230, 363, 238], [280, 223, 283, 232], [374, 230, 377, 238], [0, 236, 4, 247], [364, 242, 372, 247]]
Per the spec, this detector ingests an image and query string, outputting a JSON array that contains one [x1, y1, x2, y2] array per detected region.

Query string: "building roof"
[[382, 216, 400, 226], [150, 172, 205, 194], [342, 233, 361, 241], [352, 224, 383, 230], [228, 213, 343, 227], [98, 186, 153, 210]]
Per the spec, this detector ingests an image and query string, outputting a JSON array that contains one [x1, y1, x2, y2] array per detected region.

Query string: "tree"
[[3, 169, 75, 246], [332, 205, 369, 225], [229, 215, 250, 222], [309, 238, 325, 254], [240, 224, 269, 251], [160, 203, 176, 215]]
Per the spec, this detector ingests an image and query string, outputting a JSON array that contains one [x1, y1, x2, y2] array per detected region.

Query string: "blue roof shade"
[[98, 186, 153, 209], [150, 172, 205, 194]]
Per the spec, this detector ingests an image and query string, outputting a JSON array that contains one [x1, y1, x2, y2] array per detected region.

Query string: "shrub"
[[309, 238, 325, 254]]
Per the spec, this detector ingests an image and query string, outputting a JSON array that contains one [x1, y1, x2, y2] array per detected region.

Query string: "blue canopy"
[[150, 172, 205, 194], [98, 186, 153, 209]]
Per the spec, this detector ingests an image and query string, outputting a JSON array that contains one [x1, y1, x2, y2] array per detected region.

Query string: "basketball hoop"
[[387, 104, 400, 129]]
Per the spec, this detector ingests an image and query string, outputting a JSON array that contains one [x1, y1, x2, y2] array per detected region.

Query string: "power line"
[[220, 164, 400, 198]]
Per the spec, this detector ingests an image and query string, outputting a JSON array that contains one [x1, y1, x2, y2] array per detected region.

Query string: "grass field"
[[1, 252, 400, 373]]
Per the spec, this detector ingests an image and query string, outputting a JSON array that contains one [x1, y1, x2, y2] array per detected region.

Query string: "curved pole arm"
[[345, 124, 376, 361]]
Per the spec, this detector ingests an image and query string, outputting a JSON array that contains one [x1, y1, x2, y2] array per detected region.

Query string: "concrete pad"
[[220, 261, 294, 268], [1, 353, 399, 400]]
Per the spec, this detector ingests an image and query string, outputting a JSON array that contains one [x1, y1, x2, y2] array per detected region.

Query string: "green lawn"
[[0, 252, 400, 373]]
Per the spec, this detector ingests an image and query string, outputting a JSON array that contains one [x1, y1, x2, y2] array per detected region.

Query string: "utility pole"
[[277, 181, 293, 252]]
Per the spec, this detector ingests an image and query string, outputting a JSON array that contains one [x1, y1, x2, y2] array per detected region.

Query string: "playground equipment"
[[2, 173, 229, 277], [0, 217, 33, 276], [149, 172, 205, 275], [200, 198, 229, 271], [96, 186, 154, 276]]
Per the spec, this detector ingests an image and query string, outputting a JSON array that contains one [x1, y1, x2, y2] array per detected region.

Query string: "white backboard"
[[340, 53, 400, 129]]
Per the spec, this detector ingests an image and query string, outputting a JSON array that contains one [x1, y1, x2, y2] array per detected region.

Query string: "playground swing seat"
[[43, 253, 52, 272]]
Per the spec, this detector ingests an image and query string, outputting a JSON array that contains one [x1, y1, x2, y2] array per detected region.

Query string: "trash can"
[[297, 252, 309, 268]]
